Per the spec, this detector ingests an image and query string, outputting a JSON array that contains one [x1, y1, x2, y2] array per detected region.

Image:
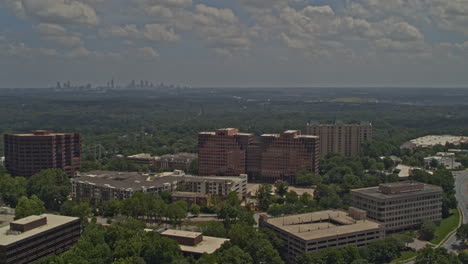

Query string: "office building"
[[159, 229, 229, 256], [198, 128, 320, 184], [0, 214, 81, 264], [351, 181, 443, 233], [71, 170, 248, 203], [256, 130, 319, 183], [306, 122, 372, 157], [260, 209, 384, 262], [198, 128, 253, 176], [4, 130, 81, 177]]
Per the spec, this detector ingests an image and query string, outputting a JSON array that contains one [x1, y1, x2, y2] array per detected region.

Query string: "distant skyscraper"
[[306, 122, 372, 157], [198, 128, 320, 183], [4, 130, 81, 177]]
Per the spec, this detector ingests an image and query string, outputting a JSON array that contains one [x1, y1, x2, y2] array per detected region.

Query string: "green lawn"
[[392, 250, 417, 263], [430, 209, 460, 244]]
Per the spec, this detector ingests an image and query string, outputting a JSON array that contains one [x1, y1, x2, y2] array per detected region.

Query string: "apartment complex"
[[127, 152, 197, 171], [260, 209, 384, 263], [306, 122, 372, 157], [0, 214, 81, 264], [4, 130, 81, 177], [198, 128, 320, 184], [157, 153, 198, 171], [351, 181, 443, 233], [198, 128, 253, 176], [71, 170, 248, 203]]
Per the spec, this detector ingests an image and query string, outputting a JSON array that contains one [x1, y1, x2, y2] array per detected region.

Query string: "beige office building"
[[260, 209, 384, 263], [306, 122, 372, 157], [351, 181, 443, 233]]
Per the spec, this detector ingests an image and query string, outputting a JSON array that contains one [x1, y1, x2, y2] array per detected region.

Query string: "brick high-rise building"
[[257, 130, 319, 183], [4, 130, 81, 177], [198, 129, 319, 184], [306, 122, 372, 157], [198, 128, 253, 176]]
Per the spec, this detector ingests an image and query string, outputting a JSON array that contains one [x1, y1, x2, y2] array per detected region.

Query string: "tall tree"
[[26, 169, 71, 210], [256, 184, 273, 211], [419, 219, 437, 241], [275, 181, 289, 197], [15, 195, 45, 220]]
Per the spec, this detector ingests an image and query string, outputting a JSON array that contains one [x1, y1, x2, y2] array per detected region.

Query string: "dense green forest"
[[1, 88, 468, 161]]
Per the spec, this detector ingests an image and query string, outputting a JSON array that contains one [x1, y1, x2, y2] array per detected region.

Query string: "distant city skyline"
[[1, 0, 467, 88]]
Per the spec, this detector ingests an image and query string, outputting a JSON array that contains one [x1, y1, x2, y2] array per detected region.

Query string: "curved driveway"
[[441, 170, 468, 252]]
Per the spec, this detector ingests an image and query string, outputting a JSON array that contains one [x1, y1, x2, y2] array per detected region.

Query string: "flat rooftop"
[[73, 170, 246, 191], [265, 210, 381, 241], [10, 215, 45, 225], [0, 214, 79, 246], [179, 236, 229, 254], [127, 153, 158, 159], [161, 229, 201, 238], [161, 229, 229, 254], [352, 181, 443, 200], [410, 135, 468, 147], [73, 171, 180, 191]]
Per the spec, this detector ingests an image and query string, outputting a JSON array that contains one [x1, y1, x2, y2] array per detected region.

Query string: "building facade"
[[256, 131, 319, 183], [0, 214, 81, 264], [126, 153, 197, 171], [4, 130, 81, 177], [199, 128, 320, 184], [198, 128, 253, 176], [260, 209, 384, 263], [306, 122, 372, 157], [71, 170, 248, 203], [156, 153, 198, 171], [351, 181, 443, 233]]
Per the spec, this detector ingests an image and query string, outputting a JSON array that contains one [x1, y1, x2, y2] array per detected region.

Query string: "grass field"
[[430, 209, 460, 245]]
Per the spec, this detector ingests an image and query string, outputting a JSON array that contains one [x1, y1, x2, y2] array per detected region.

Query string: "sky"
[[0, 0, 467, 88]]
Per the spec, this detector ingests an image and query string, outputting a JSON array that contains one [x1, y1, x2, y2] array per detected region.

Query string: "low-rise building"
[[0, 214, 81, 264], [72, 170, 248, 203], [156, 153, 197, 172], [126, 153, 197, 171], [160, 229, 229, 256], [126, 153, 159, 166], [172, 192, 208, 206], [424, 152, 462, 169], [183, 174, 248, 199], [351, 181, 443, 233], [401, 135, 468, 151], [259, 209, 384, 263]]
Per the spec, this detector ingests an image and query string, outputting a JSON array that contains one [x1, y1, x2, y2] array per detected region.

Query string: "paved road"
[[442, 170, 468, 252]]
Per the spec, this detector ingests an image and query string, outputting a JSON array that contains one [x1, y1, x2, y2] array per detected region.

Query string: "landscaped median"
[[392, 207, 463, 264], [431, 208, 462, 245]]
